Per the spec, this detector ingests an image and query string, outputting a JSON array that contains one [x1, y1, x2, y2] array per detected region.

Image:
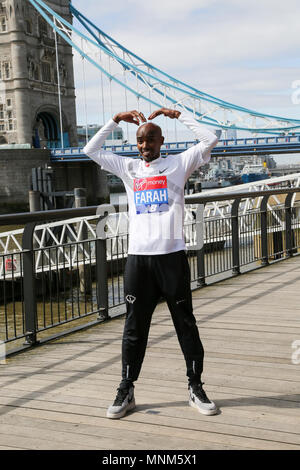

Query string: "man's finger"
[[131, 110, 144, 123], [148, 110, 162, 120], [139, 112, 147, 122], [133, 110, 146, 122], [126, 111, 140, 125]]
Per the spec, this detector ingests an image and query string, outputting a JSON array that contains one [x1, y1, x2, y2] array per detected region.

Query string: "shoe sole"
[[106, 399, 136, 419], [189, 398, 218, 416]]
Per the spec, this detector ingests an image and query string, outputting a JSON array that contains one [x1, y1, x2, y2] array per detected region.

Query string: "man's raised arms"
[[113, 110, 147, 125]]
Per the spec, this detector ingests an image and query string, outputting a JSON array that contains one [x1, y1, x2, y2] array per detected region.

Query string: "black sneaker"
[[106, 386, 135, 419], [188, 382, 218, 415]]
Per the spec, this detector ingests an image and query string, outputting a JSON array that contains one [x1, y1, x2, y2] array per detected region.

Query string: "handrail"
[[185, 187, 300, 204], [51, 134, 300, 155], [2, 185, 300, 352], [1, 188, 300, 226]]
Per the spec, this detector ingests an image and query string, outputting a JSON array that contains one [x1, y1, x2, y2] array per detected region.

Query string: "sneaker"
[[106, 386, 136, 419], [188, 382, 218, 416]]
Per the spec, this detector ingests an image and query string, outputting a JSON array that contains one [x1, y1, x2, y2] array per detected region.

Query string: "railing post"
[[74, 187, 87, 209], [285, 192, 294, 258], [95, 237, 109, 321], [22, 222, 39, 346], [231, 198, 241, 276], [29, 190, 41, 212], [260, 195, 270, 266], [96, 205, 115, 322], [195, 203, 207, 287], [74, 188, 91, 295]]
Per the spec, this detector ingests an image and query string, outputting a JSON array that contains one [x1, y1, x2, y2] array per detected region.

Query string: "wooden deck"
[[0, 257, 300, 450]]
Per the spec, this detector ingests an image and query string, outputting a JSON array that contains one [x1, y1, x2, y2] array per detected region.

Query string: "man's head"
[[136, 122, 164, 163]]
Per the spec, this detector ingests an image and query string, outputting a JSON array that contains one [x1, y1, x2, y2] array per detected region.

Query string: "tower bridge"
[[1, 0, 300, 152], [50, 134, 300, 163]]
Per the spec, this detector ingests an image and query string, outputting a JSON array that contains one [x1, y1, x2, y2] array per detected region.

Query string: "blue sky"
[[70, 0, 300, 162]]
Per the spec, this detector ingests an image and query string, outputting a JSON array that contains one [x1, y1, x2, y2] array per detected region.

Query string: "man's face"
[[136, 123, 164, 163]]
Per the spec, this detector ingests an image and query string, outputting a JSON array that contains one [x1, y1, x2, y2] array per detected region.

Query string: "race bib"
[[134, 176, 169, 214]]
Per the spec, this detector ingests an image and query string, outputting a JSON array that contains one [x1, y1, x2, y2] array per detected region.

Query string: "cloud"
[[70, 0, 300, 138]]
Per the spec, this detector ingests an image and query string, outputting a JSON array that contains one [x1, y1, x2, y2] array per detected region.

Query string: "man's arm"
[[149, 107, 218, 159], [149, 107, 218, 176], [177, 112, 218, 162], [83, 110, 146, 177]]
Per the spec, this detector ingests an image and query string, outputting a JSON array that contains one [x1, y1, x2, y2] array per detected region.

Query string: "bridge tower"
[[0, 0, 77, 148]]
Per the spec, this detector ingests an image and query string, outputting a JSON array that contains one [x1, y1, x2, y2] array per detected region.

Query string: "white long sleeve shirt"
[[83, 112, 218, 255]]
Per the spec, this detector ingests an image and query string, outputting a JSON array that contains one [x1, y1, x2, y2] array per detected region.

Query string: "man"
[[84, 107, 219, 418]]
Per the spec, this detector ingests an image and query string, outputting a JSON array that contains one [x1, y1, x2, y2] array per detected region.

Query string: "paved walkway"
[[0, 257, 300, 450]]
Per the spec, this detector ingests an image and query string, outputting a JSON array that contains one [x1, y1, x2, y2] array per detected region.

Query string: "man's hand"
[[113, 110, 146, 126], [148, 108, 181, 120]]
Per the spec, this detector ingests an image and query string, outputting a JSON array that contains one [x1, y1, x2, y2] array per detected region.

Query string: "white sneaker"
[[189, 383, 218, 416], [106, 386, 136, 419]]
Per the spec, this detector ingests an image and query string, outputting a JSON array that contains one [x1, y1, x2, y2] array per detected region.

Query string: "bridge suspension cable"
[[28, 0, 300, 136]]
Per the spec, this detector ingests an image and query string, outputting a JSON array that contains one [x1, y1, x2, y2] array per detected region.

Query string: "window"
[[41, 62, 51, 82], [25, 19, 32, 34], [0, 124, 5, 131], [0, 104, 3, 119], [8, 120, 13, 131], [4, 62, 10, 79], [38, 17, 48, 37], [7, 110, 12, 119], [0, 16, 6, 32], [6, 99, 11, 107], [34, 65, 40, 81]]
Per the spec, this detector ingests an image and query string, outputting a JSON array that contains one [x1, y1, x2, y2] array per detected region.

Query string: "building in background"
[[226, 128, 237, 140], [77, 124, 124, 147], [0, 0, 77, 148]]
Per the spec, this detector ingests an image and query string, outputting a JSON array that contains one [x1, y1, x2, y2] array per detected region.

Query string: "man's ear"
[[161, 136, 165, 145]]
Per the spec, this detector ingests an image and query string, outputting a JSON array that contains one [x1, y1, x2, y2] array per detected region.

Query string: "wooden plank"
[[24, 336, 297, 358], [2, 384, 300, 434], [7, 342, 295, 367], [0, 377, 299, 433], [0, 378, 298, 444], [0, 446, 26, 450], [0, 430, 93, 450], [6, 345, 297, 373], [0, 414, 241, 451], [1, 368, 299, 416], [0, 402, 298, 450]]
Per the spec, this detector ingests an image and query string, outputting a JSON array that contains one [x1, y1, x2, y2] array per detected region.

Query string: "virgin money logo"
[[134, 176, 167, 192], [135, 179, 148, 191]]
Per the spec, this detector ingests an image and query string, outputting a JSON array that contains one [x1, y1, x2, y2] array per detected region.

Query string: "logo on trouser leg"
[[126, 295, 136, 304]]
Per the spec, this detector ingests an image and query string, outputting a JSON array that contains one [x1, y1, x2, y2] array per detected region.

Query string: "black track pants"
[[120, 250, 204, 387]]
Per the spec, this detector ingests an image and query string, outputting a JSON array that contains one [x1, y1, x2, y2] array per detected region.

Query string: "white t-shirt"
[[83, 112, 218, 255]]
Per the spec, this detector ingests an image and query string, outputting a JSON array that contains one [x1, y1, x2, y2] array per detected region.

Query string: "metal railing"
[[1, 188, 300, 354]]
